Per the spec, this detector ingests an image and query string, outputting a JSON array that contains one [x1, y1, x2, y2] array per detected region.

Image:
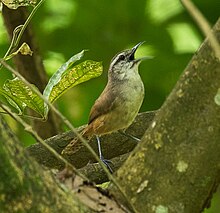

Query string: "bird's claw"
[[100, 156, 113, 173]]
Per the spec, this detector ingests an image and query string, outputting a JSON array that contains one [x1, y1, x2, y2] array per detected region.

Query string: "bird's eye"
[[118, 54, 125, 60]]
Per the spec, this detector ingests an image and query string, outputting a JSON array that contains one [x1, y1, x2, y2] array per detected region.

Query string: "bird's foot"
[[100, 155, 113, 173]]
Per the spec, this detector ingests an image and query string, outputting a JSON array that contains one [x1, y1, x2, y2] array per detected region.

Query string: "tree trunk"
[[2, 5, 61, 139], [110, 18, 220, 213]]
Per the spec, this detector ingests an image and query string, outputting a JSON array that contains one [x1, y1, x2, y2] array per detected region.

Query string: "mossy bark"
[[0, 115, 92, 213], [110, 19, 220, 212]]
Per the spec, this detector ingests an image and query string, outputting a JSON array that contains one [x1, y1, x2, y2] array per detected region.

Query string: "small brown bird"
[[62, 42, 151, 172]]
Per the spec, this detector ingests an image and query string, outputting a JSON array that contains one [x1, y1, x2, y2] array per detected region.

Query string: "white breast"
[[113, 70, 145, 129]]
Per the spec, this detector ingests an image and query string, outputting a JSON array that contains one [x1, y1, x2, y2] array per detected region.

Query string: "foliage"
[[0, 50, 103, 118], [0, 78, 44, 116]]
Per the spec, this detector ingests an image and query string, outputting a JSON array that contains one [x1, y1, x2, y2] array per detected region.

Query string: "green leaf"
[[42, 50, 103, 117], [0, 78, 45, 117], [0, 87, 25, 115], [43, 50, 86, 116], [49, 60, 103, 103]]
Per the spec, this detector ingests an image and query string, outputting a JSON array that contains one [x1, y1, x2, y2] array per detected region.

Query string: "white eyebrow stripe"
[[111, 55, 120, 65]]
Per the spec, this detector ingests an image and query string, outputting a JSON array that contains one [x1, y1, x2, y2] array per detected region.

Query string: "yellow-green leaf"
[[43, 50, 86, 116], [49, 60, 103, 103], [0, 78, 44, 117]]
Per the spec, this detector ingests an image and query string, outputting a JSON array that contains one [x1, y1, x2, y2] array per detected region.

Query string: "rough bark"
[[110, 18, 220, 213], [78, 153, 130, 184], [2, 5, 61, 139]]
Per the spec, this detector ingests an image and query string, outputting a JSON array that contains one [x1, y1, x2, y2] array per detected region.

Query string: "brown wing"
[[62, 85, 116, 156], [88, 85, 116, 124]]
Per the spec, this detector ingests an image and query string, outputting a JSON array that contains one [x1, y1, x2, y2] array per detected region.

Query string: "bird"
[[62, 42, 151, 172]]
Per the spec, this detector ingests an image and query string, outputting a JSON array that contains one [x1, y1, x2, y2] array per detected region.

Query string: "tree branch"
[[78, 153, 130, 184], [26, 111, 156, 170]]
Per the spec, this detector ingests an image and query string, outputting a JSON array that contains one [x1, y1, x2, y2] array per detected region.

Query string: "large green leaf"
[[49, 60, 103, 103], [43, 50, 86, 100], [0, 78, 45, 117], [43, 50, 86, 116], [43, 49, 103, 117]]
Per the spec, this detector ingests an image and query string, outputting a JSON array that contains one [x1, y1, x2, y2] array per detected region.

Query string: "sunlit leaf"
[[43, 50, 85, 97], [167, 23, 201, 53], [2, 0, 36, 9], [0, 78, 44, 117], [49, 60, 103, 103], [0, 87, 25, 114], [43, 50, 86, 116]]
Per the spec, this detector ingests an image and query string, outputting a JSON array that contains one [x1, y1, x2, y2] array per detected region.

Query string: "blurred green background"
[[0, 0, 220, 212], [0, 0, 219, 130]]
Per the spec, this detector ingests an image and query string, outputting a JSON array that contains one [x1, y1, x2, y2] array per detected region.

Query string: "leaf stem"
[[1, 0, 45, 70]]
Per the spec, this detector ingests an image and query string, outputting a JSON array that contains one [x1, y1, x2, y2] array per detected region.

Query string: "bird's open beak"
[[129, 41, 154, 63]]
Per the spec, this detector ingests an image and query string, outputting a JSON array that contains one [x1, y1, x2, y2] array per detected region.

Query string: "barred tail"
[[61, 127, 92, 156]]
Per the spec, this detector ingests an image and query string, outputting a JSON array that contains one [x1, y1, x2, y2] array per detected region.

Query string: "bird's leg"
[[118, 130, 141, 142], [96, 135, 113, 173]]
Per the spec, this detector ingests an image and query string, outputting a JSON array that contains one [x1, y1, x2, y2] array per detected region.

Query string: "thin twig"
[[0, 109, 45, 120], [181, 0, 220, 60], [0, 103, 88, 181], [2, 0, 45, 61]]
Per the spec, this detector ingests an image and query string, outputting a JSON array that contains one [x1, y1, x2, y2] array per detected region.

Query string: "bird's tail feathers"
[[61, 126, 92, 156]]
